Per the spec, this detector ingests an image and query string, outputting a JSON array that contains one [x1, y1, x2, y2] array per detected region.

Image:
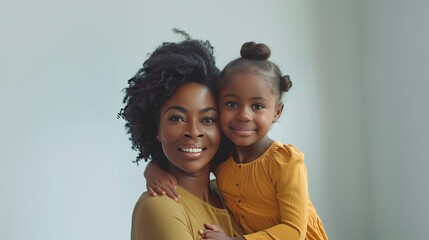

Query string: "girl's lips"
[[231, 129, 254, 137], [230, 127, 255, 137]]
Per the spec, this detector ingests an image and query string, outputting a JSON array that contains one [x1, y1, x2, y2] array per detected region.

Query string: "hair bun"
[[280, 75, 293, 92], [240, 42, 271, 60]]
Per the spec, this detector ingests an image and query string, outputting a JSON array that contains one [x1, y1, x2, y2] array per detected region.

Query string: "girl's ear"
[[156, 132, 161, 142], [273, 101, 284, 123]]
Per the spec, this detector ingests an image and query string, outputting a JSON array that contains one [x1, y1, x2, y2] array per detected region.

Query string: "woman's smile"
[[157, 82, 220, 174], [178, 145, 207, 159]]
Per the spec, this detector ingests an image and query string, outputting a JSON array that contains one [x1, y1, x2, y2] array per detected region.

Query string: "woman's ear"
[[156, 132, 161, 142], [273, 101, 284, 123]]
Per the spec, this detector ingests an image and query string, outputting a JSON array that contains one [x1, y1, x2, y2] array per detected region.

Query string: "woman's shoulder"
[[131, 191, 194, 240], [133, 191, 184, 216]]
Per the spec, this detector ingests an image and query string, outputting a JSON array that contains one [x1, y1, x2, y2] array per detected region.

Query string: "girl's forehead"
[[222, 72, 274, 90], [221, 72, 277, 96]]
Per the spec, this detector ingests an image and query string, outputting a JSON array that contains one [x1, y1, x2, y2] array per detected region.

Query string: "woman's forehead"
[[161, 83, 217, 111]]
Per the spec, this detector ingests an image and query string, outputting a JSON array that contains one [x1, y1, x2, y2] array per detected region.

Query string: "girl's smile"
[[219, 71, 283, 148]]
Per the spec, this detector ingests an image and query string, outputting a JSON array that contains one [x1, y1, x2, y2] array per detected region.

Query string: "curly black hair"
[[218, 42, 292, 101], [118, 35, 230, 168]]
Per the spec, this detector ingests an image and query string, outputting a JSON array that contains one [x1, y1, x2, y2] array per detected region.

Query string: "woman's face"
[[157, 82, 220, 175]]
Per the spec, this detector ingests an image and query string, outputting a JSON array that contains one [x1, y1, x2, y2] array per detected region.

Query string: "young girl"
[[145, 42, 328, 240]]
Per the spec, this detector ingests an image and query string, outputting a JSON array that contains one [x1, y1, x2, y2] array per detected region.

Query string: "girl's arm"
[[200, 160, 305, 240], [144, 161, 218, 200], [244, 145, 309, 240], [144, 161, 180, 201], [243, 147, 309, 240]]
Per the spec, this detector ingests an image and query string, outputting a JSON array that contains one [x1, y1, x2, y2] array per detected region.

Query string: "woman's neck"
[[233, 136, 274, 164], [170, 167, 223, 208], [176, 173, 211, 197]]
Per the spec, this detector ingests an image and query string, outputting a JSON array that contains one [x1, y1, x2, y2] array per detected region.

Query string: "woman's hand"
[[144, 162, 180, 201], [198, 223, 244, 240]]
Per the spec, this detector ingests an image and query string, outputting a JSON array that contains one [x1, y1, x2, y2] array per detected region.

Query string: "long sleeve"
[[216, 142, 321, 240]]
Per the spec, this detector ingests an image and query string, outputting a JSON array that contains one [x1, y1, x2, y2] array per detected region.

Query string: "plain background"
[[1, 0, 428, 239]]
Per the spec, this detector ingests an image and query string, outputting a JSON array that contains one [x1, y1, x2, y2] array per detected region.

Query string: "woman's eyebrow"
[[163, 106, 217, 114], [164, 106, 187, 113], [200, 107, 218, 115]]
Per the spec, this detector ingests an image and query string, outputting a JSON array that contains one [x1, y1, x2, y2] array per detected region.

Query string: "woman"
[[118, 37, 243, 240]]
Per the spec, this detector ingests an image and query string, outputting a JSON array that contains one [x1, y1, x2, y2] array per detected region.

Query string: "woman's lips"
[[178, 146, 206, 159], [179, 147, 204, 153]]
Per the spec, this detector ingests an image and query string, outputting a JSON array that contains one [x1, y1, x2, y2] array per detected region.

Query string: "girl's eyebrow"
[[222, 93, 239, 98], [222, 94, 269, 102], [164, 106, 217, 114]]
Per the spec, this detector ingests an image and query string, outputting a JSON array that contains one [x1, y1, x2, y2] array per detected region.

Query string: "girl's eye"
[[225, 101, 238, 108], [168, 115, 185, 122], [252, 104, 265, 110]]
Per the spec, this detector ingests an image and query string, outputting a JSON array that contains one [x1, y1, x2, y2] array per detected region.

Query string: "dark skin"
[[144, 161, 181, 200], [199, 223, 245, 240], [170, 167, 223, 209], [145, 83, 245, 239], [231, 135, 274, 164], [155, 83, 221, 206]]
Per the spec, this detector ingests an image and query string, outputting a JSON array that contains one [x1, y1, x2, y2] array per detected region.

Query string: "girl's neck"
[[233, 136, 274, 164]]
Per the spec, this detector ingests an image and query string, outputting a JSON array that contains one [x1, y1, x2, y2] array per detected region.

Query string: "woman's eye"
[[226, 102, 238, 108], [168, 115, 185, 122], [252, 104, 264, 110], [202, 117, 216, 125]]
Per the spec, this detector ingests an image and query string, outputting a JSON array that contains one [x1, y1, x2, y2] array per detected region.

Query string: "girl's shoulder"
[[267, 142, 307, 181], [269, 141, 305, 164]]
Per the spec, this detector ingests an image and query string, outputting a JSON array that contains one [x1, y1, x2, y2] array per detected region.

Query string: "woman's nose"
[[184, 120, 204, 138]]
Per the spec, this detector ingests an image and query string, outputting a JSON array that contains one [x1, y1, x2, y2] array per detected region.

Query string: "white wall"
[[363, 0, 429, 239], [1, 0, 428, 240]]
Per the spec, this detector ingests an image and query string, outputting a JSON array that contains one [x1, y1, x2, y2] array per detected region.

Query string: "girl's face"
[[219, 72, 283, 147], [157, 83, 220, 175]]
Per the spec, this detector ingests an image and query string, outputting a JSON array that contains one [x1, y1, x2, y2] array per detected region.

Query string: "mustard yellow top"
[[215, 141, 328, 240], [131, 185, 241, 240]]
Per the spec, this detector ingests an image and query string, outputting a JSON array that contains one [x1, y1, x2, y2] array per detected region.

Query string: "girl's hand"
[[144, 162, 180, 201], [198, 223, 244, 240]]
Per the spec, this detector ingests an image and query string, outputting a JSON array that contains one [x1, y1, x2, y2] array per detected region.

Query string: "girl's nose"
[[237, 107, 252, 121]]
